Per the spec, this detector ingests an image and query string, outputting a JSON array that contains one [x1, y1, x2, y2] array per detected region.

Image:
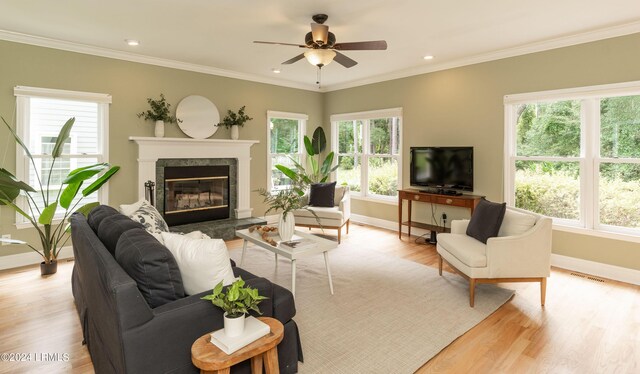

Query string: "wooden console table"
[[398, 189, 484, 239]]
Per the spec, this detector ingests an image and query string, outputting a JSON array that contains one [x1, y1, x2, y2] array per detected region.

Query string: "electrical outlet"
[[442, 213, 447, 220], [1, 234, 10, 246]]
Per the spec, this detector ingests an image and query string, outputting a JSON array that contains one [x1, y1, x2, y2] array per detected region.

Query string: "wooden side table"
[[191, 317, 284, 374]]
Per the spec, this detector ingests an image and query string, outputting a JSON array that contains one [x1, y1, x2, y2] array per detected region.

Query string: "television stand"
[[419, 188, 462, 196], [398, 189, 484, 240]]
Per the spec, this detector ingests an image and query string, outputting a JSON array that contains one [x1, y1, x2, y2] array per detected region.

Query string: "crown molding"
[[2, 19, 640, 94], [0, 29, 320, 92], [321, 20, 640, 92]]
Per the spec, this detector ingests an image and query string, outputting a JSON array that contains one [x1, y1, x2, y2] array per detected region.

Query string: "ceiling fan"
[[254, 14, 387, 85]]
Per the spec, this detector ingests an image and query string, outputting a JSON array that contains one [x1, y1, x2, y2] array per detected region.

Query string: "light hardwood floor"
[[1, 223, 639, 373]]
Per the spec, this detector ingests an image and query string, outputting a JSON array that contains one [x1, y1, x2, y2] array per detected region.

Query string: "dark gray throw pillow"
[[466, 198, 507, 244], [97, 214, 144, 256], [87, 205, 119, 233], [115, 228, 185, 308], [309, 182, 336, 207]]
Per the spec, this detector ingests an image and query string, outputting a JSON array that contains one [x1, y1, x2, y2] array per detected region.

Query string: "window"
[[267, 111, 306, 191], [14, 86, 111, 223], [331, 108, 402, 201], [504, 81, 640, 237]]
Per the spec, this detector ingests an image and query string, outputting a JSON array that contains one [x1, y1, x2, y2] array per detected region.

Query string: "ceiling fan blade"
[[333, 51, 358, 68], [254, 41, 306, 48], [333, 40, 388, 51], [310, 23, 329, 45], [282, 53, 306, 65]]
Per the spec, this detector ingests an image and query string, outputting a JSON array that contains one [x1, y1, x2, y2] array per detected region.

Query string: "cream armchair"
[[293, 185, 351, 243], [436, 207, 552, 307]]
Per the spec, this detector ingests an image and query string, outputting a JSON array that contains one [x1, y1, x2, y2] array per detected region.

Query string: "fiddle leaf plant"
[[201, 277, 268, 318], [0, 116, 120, 265]]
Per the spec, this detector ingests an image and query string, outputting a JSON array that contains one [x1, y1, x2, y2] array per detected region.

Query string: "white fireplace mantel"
[[129, 137, 259, 219]]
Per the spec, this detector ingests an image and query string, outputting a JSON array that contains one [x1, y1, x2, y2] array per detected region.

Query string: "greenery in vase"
[[257, 186, 306, 221], [137, 93, 180, 123], [0, 117, 120, 264], [201, 277, 267, 318], [275, 126, 338, 187], [217, 106, 253, 129]]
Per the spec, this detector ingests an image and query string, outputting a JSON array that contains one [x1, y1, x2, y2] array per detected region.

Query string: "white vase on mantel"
[[223, 312, 245, 337], [230, 125, 240, 140], [279, 212, 295, 241], [154, 120, 165, 138]]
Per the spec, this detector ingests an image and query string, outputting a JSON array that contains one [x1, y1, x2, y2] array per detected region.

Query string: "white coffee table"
[[235, 228, 337, 297]]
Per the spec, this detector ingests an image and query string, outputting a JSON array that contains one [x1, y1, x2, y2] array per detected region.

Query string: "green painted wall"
[[0, 40, 322, 257], [324, 32, 640, 271], [2, 33, 640, 270]]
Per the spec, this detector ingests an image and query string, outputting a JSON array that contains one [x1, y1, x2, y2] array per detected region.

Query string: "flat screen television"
[[410, 147, 473, 192]]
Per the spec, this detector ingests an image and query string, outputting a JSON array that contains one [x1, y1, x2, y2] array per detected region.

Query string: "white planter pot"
[[279, 212, 295, 241], [154, 120, 165, 138], [230, 125, 240, 140], [223, 312, 245, 337]]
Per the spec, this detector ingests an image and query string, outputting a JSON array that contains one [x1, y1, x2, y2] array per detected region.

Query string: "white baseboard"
[[550, 254, 640, 286], [351, 214, 640, 286], [0, 246, 73, 271]]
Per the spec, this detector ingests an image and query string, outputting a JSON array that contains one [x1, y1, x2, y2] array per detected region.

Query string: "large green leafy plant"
[[201, 277, 267, 318], [276, 126, 338, 187], [0, 117, 120, 264]]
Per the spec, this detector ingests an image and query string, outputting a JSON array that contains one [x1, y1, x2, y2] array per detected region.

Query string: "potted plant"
[[0, 117, 120, 275], [137, 93, 180, 137], [275, 126, 338, 187], [217, 106, 253, 140], [257, 186, 306, 241], [201, 277, 268, 337]]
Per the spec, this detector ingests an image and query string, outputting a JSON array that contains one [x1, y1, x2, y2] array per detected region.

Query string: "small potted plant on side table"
[[137, 93, 180, 137], [201, 278, 267, 337], [217, 105, 253, 140]]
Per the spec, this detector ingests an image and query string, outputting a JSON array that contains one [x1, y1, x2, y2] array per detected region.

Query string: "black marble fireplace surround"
[[155, 158, 264, 239]]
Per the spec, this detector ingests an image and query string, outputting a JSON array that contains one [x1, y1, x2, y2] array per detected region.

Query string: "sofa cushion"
[[309, 182, 336, 207], [160, 232, 236, 295], [498, 209, 537, 237], [437, 233, 487, 267], [466, 198, 506, 244], [121, 199, 169, 235], [97, 214, 144, 256], [115, 228, 185, 308], [294, 206, 343, 221], [87, 205, 119, 233]]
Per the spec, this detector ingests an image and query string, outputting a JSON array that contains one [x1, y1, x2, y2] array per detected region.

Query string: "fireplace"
[[162, 165, 230, 226]]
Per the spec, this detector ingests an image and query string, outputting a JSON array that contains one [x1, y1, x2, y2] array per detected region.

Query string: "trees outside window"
[[505, 82, 640, 236], [331, 108, 402, 200], [267, 111, 306, 192]]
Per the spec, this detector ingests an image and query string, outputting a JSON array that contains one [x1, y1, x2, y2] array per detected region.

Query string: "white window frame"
[[331, 108, 403, 203], [13, 86, 111, 228], [266, 111, 307, 192], [504, 80, 640, 242]]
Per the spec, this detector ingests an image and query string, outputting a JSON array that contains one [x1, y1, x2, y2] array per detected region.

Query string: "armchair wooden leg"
[[540, 277, 547, 306], [469, 279, 476, 307], [438, 255, 443, 276], [346, 219, 350, 234], [337, 227, 341, 244]]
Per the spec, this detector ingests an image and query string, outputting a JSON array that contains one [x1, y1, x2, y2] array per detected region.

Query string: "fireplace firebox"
[[162, 165, 229, 226]]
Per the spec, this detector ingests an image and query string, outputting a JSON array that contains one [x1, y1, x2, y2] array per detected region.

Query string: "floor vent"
[[570, 272, 605, 283]]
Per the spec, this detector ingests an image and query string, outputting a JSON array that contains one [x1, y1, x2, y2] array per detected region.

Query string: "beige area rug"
[[229, 243, 514, 374]]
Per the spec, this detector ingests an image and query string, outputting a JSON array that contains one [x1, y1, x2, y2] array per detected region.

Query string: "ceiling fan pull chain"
[[317, 66, 322, 88]]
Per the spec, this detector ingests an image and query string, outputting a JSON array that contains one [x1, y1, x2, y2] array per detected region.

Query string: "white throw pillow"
[[161, 232, 236, 295], [498, 209, 537, 237], [120, 199, 169, 235], [152, 230, 211, 245]]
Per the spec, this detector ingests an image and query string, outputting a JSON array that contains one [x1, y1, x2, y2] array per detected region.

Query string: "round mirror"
[[176, 95, 220, 139]]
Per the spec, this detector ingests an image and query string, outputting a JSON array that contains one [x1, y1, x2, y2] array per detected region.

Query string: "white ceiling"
[[1, 0, 640, 91]]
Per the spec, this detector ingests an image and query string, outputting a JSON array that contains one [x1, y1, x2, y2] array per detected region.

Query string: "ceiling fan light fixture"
[[304, 49, 336, 67]]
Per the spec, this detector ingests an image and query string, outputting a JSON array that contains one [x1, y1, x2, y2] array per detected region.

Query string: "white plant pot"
[[154, 120, 165, 138], [279, 212, 295, 241], [223, 312, 245, 337], [230, 125, 240, 140]]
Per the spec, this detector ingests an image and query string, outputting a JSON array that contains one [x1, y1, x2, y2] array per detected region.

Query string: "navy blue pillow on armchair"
[[309, 182, 336, 207]]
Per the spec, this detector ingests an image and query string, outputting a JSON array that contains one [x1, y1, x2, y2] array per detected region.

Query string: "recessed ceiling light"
[[423, 55, 434, 60], [271, 68, 281, 74], [125, 39, 140, 46]]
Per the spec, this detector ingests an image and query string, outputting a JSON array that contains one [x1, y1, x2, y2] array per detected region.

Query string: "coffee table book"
[[210, 316, 271, 355]]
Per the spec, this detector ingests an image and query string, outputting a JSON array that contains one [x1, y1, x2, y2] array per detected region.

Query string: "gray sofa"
[[70, 206, 302, 373]]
